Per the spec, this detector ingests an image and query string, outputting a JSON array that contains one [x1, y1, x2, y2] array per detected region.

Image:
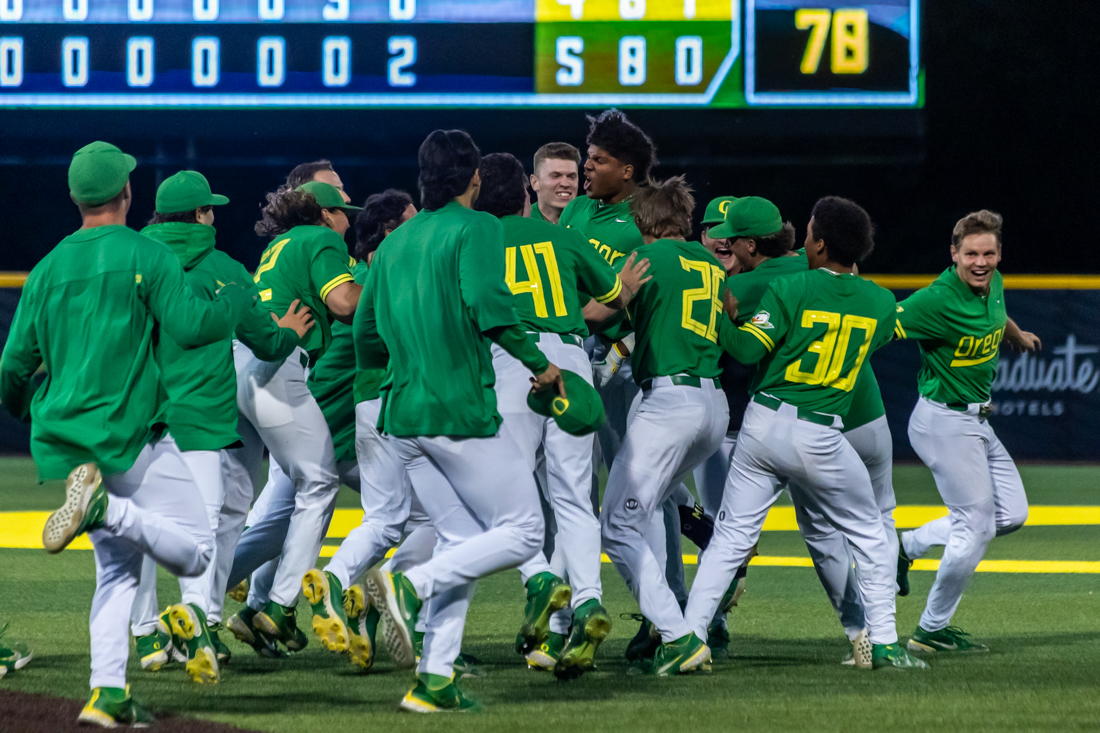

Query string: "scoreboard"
[[0, 0, 920, 107]]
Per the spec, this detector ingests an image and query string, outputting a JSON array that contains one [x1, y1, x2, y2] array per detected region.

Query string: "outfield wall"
[[1, 274, 1097, 461]]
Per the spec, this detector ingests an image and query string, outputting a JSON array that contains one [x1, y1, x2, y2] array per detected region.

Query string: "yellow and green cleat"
[[134, 625, 172, 672], [302, 569, 350, 653], [0, 623, 32, 678], [652, 632, 711, 676], [227, 578, 249, 603], [400, 673, 482, 714], [873, 642, 930, 670], [897, 539, 913, 597], [166, 603, 220, 684], [255, 601, 308, 652], [344, 583, 380, 671], [43, 463, 108, 554], [78, 686, 155, 728], [526, 631, 567, 671], [226, 606, 284, 658], [368, 568, 421, 668], [908, 625, 988, 654], [517, 572, 572, 655], [555, 600, 611, 680]]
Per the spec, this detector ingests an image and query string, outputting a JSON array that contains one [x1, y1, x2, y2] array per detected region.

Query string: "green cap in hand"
[[527, 370, 607, 437], [68, 141, 137, 206]]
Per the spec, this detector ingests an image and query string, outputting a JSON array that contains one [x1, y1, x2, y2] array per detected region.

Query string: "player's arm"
[[311, 235, 360, 323], [353, 267, 389, 371], [892, 286, 943, 342], [324, 281, 362, 324], [0, 289, 43, 422], [1004, 316, 1041, 353], [145, 246, 255, 349], [579, 248, 652, 322], [717, 282, 787, 365], [228, 261, 312, 361]]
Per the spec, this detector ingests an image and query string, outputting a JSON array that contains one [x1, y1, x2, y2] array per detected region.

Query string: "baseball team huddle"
[[0, 108, 1042, 724]]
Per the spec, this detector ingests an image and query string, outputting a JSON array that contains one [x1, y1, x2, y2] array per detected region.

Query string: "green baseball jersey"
[[354, 201, 521, 438], [718, 268, 897, 418], [253, 225, 354, 362], [895, 266, 1007, 405], [529, 204, 547, 223], [627, 239, 728, 385], [842, 368, 885, 432], [0, 225, 252, 480], [308, 260, 371, 462], [558, 195, 644, 266], [501, 215, 622, 337], [142, 222, 300, 452], [728, 255, 808, 325]]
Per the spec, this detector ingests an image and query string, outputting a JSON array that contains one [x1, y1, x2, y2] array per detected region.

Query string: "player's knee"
[[177, 541, 214, 578], [996, 506, 1028, 537]]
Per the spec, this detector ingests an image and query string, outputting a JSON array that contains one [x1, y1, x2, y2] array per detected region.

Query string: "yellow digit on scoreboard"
[[795, 7, 869, 75], [535, 0, 730, 22]]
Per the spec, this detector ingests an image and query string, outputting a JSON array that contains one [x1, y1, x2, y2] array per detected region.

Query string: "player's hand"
[[1009, 330, 1041, 353], [723, 291, 739, 321], [530, 363, 566, 396], [276, 299, 315, 339], [617, 252, 653, 301]]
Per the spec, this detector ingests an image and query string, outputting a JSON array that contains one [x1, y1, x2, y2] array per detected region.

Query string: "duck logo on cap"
[[719, 200, 732, 215], [552, 397, 570, 417]]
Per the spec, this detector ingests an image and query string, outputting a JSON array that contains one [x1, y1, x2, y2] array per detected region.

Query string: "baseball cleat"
[[344, 584, 379, 671], [849, 629, 873, 669], [718, 544, 757, 613], [367, 568, 420, 668], [78, 686, 155, 728], [652, 632, 711, 676], [707, 622, 731, 661], [678, 503, 715, 550], [555, 600, 612, 681], [517, 572, 572, 655], [907, 625, 989, 654], [227, 579, 249, 603], [43, 463, 108, 554], [872, 643, 930, 670], [453, 652, 487, 679], [526, 632, 566, 671], [208, 623, 232, 665], [302, 569, 350, 653], [897, 537, 913, 596], [167, 603, 220, 684], [255, 601, 308, 652], [622, 613, 660, 675], [0, 624, 32, 676], [226, 607, 283, 659], [135, 627, 172, 671], [400, 673, 482, 713]]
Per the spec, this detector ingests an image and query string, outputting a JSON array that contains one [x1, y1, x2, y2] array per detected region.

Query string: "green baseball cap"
[[702, 196, 738, 225], [68, 141, 137, 206], [526, 370, 606, 437], [298, 180, 363, 212], [708, 196, 784, 240], [155, 170, 229, 214]]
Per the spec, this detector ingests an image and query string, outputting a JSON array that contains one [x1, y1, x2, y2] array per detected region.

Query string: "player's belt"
[[944, 400, 994, 420], [640, 375, 722, 391], [528, 332, 584, 348], [752, 393, 837, 428]]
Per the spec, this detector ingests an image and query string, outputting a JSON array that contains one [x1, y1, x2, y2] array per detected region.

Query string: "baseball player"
[[356, 130, 564, 712], [0, 626, 31, 679], [895, 210, 1037, 654], [474, 152, 650, 678], [126, 171, 313, 679], [598, 175, 730, 677], [528, 142, 581, 224], [684, 196, 928, 671], [0, 142, 255, 726], [219, 180, 362, 653]]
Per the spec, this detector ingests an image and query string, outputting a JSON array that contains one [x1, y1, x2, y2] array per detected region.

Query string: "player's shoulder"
[[291, 224, 345, 249], [560, 195, 595, 221]]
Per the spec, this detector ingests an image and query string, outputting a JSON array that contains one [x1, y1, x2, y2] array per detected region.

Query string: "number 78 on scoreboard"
[[0, 0, 920, 107]]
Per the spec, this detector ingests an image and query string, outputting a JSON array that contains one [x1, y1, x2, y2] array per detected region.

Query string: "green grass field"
[[2, 458, 1099, 731]]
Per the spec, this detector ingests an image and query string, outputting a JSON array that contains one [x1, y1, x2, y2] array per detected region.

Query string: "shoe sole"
[[907, 639, 987, 654], [657, 644, 712, 676], [140, 649, 168, 671], [399, 693, 473, 714], [78, 707, 120, 728], [520, 583, 572, 651], [525, 649, 557, 671], [853, 630, 873, 670], [226, 614, 256, 645], [555, 613, 611, 680], [43, 463, 101, 553], [344, 585, 366, 618], [168, 605, 220, 684], [302, 570, 350, 653], [13, 652, 32, 671], [227, 579, 249, 603], [367, 568, 415, 668]]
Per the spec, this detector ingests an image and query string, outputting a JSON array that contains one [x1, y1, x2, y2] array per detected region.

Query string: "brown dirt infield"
[[0, 689, 263, 732]]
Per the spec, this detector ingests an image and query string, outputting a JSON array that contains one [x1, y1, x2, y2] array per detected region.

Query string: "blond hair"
[[630, 176, 694, 240], [952, 209, 1003, 248]]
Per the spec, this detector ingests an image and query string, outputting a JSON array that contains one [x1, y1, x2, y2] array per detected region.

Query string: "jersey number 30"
[[785, 310, 877, 391], [506, 242, 567, 318]]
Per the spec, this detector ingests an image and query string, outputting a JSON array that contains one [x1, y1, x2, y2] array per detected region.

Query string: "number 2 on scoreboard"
[[795, 8, 868, 75]]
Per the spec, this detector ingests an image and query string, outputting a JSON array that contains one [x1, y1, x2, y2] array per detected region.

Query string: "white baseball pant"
[[685, 400, 898, 646], [89, 435, 213, 689], [903, 396, 1028, 632], [601, 378, 728, 643], [131, 448, 225, 634], [393, 425, 543, 678], [494, 336, 604, 610], [693, 432, 738, 518], [227, 344, 340, 607]]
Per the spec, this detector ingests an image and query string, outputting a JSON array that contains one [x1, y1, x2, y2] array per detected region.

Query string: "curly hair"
[[952, 209, 1003, 248], [809, 196, 875, 267], [354, 189, 414, 261], [586, 109, 658, 182], [255, 187, 323, 237], [418, 130, 481, 211], [630, 176, 694, 240], [474, 153, 527, 219]]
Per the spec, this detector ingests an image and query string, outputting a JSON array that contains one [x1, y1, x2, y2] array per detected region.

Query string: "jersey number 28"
[[785, 310, 877, 392]]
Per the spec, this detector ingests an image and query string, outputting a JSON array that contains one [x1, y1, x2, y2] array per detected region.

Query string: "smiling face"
[[702, 225, 738, 274], [530, 158, 578, 212], [952, 232, 1001, 293], [583, 145, 631, 201]]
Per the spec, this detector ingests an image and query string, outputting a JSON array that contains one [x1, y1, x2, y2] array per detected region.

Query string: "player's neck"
[[537, 200, 562, 224], [818, 260, 855, 275], [603, 181, 637, 205], [80, 211, 127, 229]]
